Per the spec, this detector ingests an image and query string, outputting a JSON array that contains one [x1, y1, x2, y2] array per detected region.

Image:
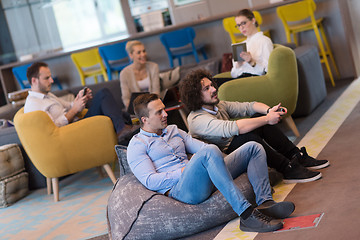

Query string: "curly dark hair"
[[179, 69, 217, 112], [236, 9, 258, 28]]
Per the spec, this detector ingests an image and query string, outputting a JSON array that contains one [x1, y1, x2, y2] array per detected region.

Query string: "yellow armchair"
[[14, 107, 118, 202], [215, 44, 300, 137]]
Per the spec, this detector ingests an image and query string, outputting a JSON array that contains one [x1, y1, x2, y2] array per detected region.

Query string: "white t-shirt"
[[231, 31, 273, 78], [137, 75, 150, 92]]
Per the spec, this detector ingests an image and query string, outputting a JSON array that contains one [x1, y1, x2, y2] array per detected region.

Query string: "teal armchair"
[[216, 44, 299, 137]]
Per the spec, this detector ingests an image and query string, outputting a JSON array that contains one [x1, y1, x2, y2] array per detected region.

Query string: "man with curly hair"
[[179, 69, 329, 184]]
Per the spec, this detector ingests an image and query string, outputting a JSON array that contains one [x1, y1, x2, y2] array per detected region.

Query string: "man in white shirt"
[[24, 62, 133, 142]]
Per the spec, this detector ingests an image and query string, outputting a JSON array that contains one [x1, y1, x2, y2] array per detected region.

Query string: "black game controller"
[[276, 107, 285, 112]]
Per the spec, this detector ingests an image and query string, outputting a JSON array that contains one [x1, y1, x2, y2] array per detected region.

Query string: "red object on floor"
[[277, 213, 324, 232]]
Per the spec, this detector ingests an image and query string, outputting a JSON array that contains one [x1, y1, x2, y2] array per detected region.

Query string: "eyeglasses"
[[235, 21, 249, 28]]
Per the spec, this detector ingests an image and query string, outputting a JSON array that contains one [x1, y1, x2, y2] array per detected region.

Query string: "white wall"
[[347, 0, 360, 77]]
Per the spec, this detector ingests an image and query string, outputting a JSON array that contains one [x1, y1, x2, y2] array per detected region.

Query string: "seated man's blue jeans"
[[169, 142, 272, 216]]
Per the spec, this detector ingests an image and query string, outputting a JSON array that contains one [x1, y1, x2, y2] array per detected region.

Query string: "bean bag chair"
[[107, 145, 282, 240]]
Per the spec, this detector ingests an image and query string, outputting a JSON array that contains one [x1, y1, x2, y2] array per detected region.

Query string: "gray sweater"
[[187, 101, 256, 150]]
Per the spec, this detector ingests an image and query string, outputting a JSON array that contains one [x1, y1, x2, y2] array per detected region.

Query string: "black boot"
[[282, 156, 322, 183], [296, 147, 330, 170], [257, 200, 295, 219], [240, 209, 283, 232]]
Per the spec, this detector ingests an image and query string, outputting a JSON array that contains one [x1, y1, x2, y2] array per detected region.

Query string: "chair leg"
[[319, 23, 340, 78], [178, 57, 182, 66], [193, 50, 200, 63], [80, 75, 86, 86], [284, 116, 300, 137], [169, 56, 174, 68], [293, 32, 299, 46], [107, 70, 112, 81], [52, 178, 59, 202], [103, 164, 117, 184], [285, 29, 292, 44], [53, 77, 63, 90], [201, 48, 208, 60], [103, 72, 109, 82], [313, 25, 335, 87], [46, 177, 52, 195]]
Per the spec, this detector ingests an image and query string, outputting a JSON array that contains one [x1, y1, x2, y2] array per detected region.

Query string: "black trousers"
[[84, 88, 131, 134], [224, 114, 298, 173]]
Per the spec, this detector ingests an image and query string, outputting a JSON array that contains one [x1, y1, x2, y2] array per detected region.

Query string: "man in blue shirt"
[[127, 93, 295, 233]]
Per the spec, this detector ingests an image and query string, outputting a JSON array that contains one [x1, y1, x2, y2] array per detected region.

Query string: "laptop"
[[162, 87, 181, 110], [127, 89, 181, 115], [127, 92, 149, 115]]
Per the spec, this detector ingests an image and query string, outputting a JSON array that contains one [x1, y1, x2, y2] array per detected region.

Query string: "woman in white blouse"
[[231, 9, 273, 78], [120, 40, 160, 109]]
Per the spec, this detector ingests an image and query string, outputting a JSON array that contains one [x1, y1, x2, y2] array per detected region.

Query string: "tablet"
[[231, 42, 247, 62]]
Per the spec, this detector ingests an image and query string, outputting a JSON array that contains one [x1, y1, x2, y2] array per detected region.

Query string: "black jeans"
[[224, 113, 298, 173]]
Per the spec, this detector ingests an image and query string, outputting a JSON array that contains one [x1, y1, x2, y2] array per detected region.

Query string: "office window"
[[53, 0, 127, 49], [1, 0, 128, 61]]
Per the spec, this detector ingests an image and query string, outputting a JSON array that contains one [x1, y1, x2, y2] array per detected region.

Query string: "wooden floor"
[[256, 87, 360, 240], [182, 78, 356, 240]]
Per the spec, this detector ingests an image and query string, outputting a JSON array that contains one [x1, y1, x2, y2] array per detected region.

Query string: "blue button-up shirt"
[[127, 125, 207, 194]]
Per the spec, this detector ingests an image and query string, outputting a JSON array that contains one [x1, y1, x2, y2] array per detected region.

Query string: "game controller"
[[276, 107, 285, 112]]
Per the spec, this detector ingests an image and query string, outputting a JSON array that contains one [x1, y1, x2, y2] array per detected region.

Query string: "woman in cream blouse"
[[231, 9, 273, 78], [120, 40, 161, 109]]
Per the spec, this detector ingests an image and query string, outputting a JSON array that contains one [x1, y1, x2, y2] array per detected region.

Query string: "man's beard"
[[39, 84, 51, 94], [202, 97, 219, 106]]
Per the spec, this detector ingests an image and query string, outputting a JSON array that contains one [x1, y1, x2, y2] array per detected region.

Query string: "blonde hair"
[[126, 40, 144, 55]]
